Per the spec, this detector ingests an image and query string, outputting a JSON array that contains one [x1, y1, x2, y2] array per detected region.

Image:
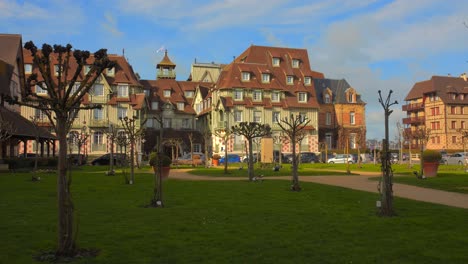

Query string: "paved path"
[[167, 169, 468, 209]]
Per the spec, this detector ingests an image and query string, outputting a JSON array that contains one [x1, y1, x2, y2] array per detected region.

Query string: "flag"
[[156, 46, 165, 53]]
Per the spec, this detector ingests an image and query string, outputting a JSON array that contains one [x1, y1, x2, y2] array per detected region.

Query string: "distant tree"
[[231, 122, 271, 181], [213, 127, 234, 174], [200, 124, 212, 168], [119, 116, 146, 184], [101, 123, 118, 175], [412, 127, 431, 177], [7, 42, 115, 257], [277, 114, 310, 191]]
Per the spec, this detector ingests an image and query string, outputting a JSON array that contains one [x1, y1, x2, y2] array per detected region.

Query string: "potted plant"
[[149, 152, 172, 179], [422, 150, 442, 177], [212, 154, 221, 166]]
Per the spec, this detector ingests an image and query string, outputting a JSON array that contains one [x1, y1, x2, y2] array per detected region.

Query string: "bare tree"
[[7, 42, 115, 257], [119, 116, 146, 184], [213, 127, 234, 174], [231, 122, 271, 181], [277, 114, 310, 191], [200, 124, 212, 168], [102, 123, 118, 175], [412, 127, 431, 177], [70, 124, 88, 166]]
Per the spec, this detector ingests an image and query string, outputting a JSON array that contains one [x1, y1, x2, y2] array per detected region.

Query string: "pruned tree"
[[187, 132, 195, 167], [149, 114, 164, 207], [119, 115, 146, 184], [101, 123, 118, 175], [277, 114, 310, 191], [70, 124, 88, 166], [231, 122, 271, 181], [213, 127, 233, 174], [29, 115, 41, 181], [6, 41, 115, 257], [200, 123, 212, 168], [412, 127, 431, 177], [458, 128, 468, 153]]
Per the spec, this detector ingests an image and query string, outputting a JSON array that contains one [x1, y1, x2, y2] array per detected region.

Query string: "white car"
[[327, 154, 356, 164], [442, 152, 467, 165]]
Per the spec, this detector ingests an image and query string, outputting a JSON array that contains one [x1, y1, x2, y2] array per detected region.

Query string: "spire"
[[157, 50, 176, 68], [156, 50, 176, 80]]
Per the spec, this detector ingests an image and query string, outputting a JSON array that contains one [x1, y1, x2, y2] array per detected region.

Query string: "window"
[[451, 121, 456, 129], [253, 90, 262, 101], [54, 64, 62, 76], [350, 134, 356, 149], [299, 113, 307, 123], [234, 89, 243, 100], [460, 94, 465, 100], [452, 136, 457, 144], [271, 91, 280, 102], [35, 84, 47, 94], [350, 112, 355, 125], [93, 131, 104, 145], [71, 82, 80, 95], [163, 118, 171, 128], [234, 111, 243, 122], [24, 64, 32, 74], [348, 92, 354, 103], [107, 67, 115, 76], [91, 84, 104, 96], [451, 93, 456, 100], [242, 72, 250, 81], [262, 73, 270, 83], [177, 102, 184, 111], [451, 106, 456, 114], [163, 90, 171, 97], [93, 108, 103, 120], [184, 91, 194, 98], [273, 111, 280, 123], [117, 107, 127, 119], [35, 109, 46, 120], [286, 75, 294, 84], [117, 84, 128, 97], [304, 77, 311, 85], [196, 103, 202, 113], [146, 118, 154, 128], [325, 133, 333, 149], [461, 106, 465, 115], [292, 59, 300, 68], [298, 92, 307, 103], [326, 112, 332, 125], [151, 102, 159, 110], [84, 65, 91, 75], [462, 121, 466, 129], [182, 118, 189, 129], [253, 111, 262, 122], [324, 94, 331, 103], [272, 57, 280, 66], [193, 144, 201, 152]]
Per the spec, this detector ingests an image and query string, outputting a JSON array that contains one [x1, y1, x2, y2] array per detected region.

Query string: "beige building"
[[403, 75, 468, 151]]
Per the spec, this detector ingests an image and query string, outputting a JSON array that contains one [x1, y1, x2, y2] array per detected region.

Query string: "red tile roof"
[[406, 75, 468, 105]]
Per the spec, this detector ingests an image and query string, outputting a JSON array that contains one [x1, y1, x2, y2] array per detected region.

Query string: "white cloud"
[[101, 13, 124, 37]]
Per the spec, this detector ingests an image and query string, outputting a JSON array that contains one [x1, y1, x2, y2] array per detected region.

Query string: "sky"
[[2, 0, 468, 141]]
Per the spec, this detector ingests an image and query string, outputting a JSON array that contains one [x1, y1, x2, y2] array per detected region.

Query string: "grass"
[[1, 167, 468, 263]]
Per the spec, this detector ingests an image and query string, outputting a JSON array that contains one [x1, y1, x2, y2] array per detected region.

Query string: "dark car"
[[219, 154, 241, 164], [91, 153, 127, 166], [287, 152, 320, 163], [68, 154, 87, 166]]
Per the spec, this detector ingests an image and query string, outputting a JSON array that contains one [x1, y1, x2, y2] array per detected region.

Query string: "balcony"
[[402, 103, 424, 112], [402, 116, 425, 125], [89, 119, 109, 127], [157, 70, 176, 79]]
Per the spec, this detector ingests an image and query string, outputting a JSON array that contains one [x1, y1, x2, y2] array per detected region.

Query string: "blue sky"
[[2, 0, 468, 141]]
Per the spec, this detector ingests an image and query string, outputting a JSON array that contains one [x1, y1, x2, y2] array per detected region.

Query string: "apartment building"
[[314, 78, 366, 150], [403, 75, 468, 151], [205, 45, 324, 155], [20, 48, 146, 156]]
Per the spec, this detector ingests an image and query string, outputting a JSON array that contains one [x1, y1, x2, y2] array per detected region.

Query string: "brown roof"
[[0, 106, 55, 139], [406, 75, 468, 105], [157, 50, 176, 68]]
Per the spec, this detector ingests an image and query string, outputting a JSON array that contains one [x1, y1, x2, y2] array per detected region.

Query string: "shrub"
[[149, 152, 172, 167], [422, 150, 442, 163]]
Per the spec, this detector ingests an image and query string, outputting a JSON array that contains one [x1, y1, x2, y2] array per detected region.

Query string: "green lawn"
[[1, 168, 467, 263]]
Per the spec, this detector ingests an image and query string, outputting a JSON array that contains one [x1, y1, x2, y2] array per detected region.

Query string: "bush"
[[422, 150, 442, 163], [149, 152, 172, 167]]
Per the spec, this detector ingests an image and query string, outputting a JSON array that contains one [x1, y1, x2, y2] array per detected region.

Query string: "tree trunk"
[[130, 139, 135, 184], [291, 135, 301, 191], [224, 136, 228, 174], [56, 117, 76, 256], [248, 138, 254, 181]]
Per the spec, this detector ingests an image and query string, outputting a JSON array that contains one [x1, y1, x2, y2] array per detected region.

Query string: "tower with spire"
[[156, 50, 176, 80]]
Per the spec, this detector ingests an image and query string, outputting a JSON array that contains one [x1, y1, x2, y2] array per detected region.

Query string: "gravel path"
[[167, 169, 468, 209]]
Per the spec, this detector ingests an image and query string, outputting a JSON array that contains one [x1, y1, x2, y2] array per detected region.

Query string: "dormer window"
[[54, 64, 62, 76], [253, 90, 262, 101], [271, 91, 280, 102], [272, 57, 280, 66], [117, 84, 128, 97], [107, 67, 115, 76], [304, 77, 311, 85], [298, 92, 307, 103], [163, 90, 171, 97], [286, 75, 294, 84], [234, 89, 243, 100], [262, 73, 270, 83], [460, 94, 465, 100], [242, 72, 250, 81], [324, 94, 331, 103], [348, 92, 355, 103], [177, 102, 184, 111], [292, 59, 300, 68], [35, 84, 48, 95], [24, 64, 32, 74], [184, 91, 194, 98], [84, 65, 91, 75]]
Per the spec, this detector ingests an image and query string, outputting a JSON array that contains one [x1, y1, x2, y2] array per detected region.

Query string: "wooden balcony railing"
[[402, 103, 424, 112]]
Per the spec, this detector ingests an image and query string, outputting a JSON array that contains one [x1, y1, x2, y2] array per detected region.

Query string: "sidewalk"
[[169, 169, 468, 209]]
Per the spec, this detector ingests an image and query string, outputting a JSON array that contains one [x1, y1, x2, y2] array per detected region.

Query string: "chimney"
[[460, 73, 467, 81]]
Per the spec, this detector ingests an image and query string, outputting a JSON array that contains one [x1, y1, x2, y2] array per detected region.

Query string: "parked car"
[[173, 152, 206, 166], [91, 153, 127, 166], [219, 154, 241, 164], [68, 154, 87, 166], [442, 152, 467, 165], [286, 152, 320, 163], [242, 153, 260, 163], [327, 154, 356, 164]]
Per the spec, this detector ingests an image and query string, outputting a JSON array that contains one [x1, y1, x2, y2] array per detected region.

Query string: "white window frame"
[[272, 57, 280, 66], [54, 64, 62, 76], [185, 91, 194, 98], [182, 118, 190, 129], [287, 76, 294, 84], [326, 112, 331, 125], [35, 84, 48, 95], [24, 64, 32, 74], [107, 67, 115, 76], [299, 112, 307, 123], [35, 109, 46, 120], [234, 111, 243, 122], [242, 72, 250, 81], [151, 102, 159, 110], [93, 108, 103, 120], [253, 90, 262, 101], [253, 111, 262, 123], [91, 83, 104, 96], [348, 92, 354, 103], [118, 107, 127, 119], [350, 112, 355, 125], [324, 94, 331, 103], [164, 90, 171, 98], [292, 59, 300, 68], [117, 84, 129, 97], [304, 77, 311, 85], [262, 73, 270, 83], [271, 91, 280, 102], [273, 111, 280, 123], [71, 82, 80, 95], [84, 65, 91, 75], [93, 131, 104, 145], [298, 92, 307, 103], [234, 89, 243, 101], [177, 102, 184, 111]]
